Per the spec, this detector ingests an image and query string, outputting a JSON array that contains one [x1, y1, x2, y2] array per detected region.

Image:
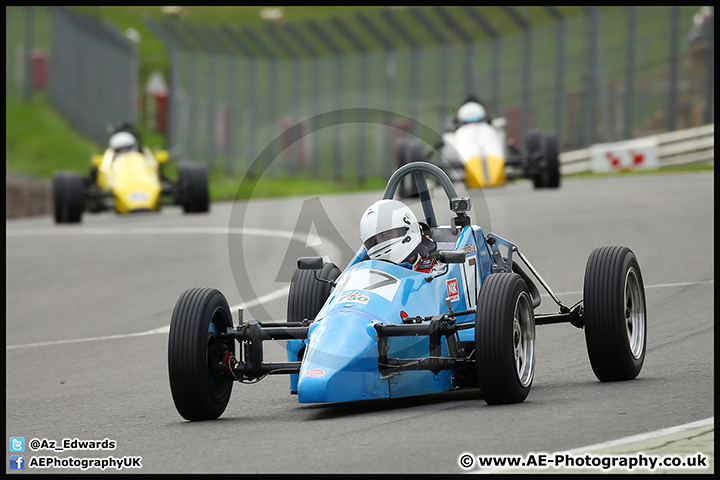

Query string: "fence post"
[[410, 7, 450, 138], [264, 23, 303, 175], [502, 7, 531, 146], [623, 6, 636, 140], [306, 20, 345, 182], [23, 6, 34, 102], [221, 26, 259, 177], [203, 25, 241, 174], [159, 20, 201, 160], [356, 12, 396, 180], [185, 24, 220, 170], [703, 7, 714, 125], [242, 27, 279, 177], [144, 19, 177, 153], [668, 6, 679, 132], [545, 7, 565, 146], [434, 7, 475, 100], [284, 23, 320, 177], [332, 16, 369, 184], [461, 7, 500, 114], [584, 6, 599, 146], [381, 9, 420, 138]]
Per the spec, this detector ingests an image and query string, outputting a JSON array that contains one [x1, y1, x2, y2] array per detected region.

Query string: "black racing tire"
[[542, 132, 561, 188], [583, 246, 647, 382], [178, 161, 209, 214], [287, 262, 341, 323], [168, 287, 235, 421], [52, 172, 84, 224], [395, 138, 425, 199], [475, 273, 535, 405], [525, 130, 544, 189]]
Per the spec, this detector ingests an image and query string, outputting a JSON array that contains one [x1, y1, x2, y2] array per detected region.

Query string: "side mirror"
[[297, 257, 323, 270], [91, 154, 103, 168], [155, 150, 169, 164], [439, 251, 466, 264]]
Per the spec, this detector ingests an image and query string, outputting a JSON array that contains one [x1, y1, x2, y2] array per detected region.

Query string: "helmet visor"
[[363, 226, 408, 251]]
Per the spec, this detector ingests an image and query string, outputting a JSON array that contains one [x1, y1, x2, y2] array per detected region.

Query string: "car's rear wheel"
[[542, 132, 561, 189], [583, 246, 647, 382], [178, 161, 209, 213], [395, 138, 425, 199], [287, 262, 341, 323], [525, 130, 544, 189], [53, 172, 84, 224], [475, 273, 535, 405], [168, 287, 235, 421]]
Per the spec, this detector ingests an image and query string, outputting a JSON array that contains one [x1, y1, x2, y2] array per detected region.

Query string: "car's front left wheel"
[[583, 246, 647, 382]]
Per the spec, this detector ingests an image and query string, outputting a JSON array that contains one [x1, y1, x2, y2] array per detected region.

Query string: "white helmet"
[[109, 131, 137, 152], [458, 101, 486, 124], [360, 199, 422, 264]]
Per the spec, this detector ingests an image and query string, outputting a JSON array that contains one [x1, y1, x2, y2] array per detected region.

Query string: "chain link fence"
[[7, 7, 713, 183], [145, 6, 713, 182], [49, 7, 139, 145], [6, 6, 52, 103]]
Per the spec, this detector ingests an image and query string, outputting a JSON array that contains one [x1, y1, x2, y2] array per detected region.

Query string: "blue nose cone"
[[297, 312, 388, 403]]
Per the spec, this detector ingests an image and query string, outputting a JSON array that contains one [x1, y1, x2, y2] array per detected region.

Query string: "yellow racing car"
[[53, 123, 209, 224]]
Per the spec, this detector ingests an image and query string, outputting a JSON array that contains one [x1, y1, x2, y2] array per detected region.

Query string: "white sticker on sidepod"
[[336, 291, 370, 305], [129, 191, 150, 203]]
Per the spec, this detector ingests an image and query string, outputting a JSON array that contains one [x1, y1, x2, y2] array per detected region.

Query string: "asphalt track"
[[5, 171, 714, 474]]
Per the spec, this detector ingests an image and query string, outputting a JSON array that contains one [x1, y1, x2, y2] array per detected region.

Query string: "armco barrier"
[[560, 123, 715, 174]]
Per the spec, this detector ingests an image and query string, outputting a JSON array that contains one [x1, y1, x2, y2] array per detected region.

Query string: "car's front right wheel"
[[168, 287, 234, 421], [53, 172, 85, 223], [178, 161, 209, 213]]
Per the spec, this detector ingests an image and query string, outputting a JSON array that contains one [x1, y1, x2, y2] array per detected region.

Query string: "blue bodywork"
[[286, 223, 495, 403]]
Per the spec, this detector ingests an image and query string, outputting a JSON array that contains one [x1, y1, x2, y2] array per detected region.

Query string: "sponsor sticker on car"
[[446, 278, 460, 302], [455, 243, 476, 254], [336, 290, 370, 305], [305, 369, 325, 377]]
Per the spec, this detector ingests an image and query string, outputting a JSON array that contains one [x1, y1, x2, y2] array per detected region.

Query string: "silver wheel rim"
[[625, 267, 645, 359], [513, 291, 535, 387]]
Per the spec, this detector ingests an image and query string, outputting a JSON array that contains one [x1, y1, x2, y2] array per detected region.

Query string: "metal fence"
[[49, 7, 139, 145], [8, 7, 713, 183], [6, 7, 139, 145], [144, 6, 713, 183], [6, 6, 52, 103]]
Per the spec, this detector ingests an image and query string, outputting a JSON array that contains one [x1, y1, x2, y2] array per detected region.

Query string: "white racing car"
[[396, 96, 561, 196]]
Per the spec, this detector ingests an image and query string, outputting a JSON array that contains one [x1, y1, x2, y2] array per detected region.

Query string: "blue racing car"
[[168, 162, 647, 421]]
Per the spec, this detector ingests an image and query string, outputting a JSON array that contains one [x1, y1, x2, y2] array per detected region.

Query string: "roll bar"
[[382, 161, 464, 229]]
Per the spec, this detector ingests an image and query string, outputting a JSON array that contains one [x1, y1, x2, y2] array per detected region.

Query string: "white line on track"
[[5, 279, 713, 350], [5, 226, 327, 246], [6, 225, 329, 350], [559, 416, 714, 455]]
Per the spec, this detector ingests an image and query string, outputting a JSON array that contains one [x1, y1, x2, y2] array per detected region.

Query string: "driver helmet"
[[109, 131, 137, 155], [360, 199, 422, 264], [457, 101, 486, 124]]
